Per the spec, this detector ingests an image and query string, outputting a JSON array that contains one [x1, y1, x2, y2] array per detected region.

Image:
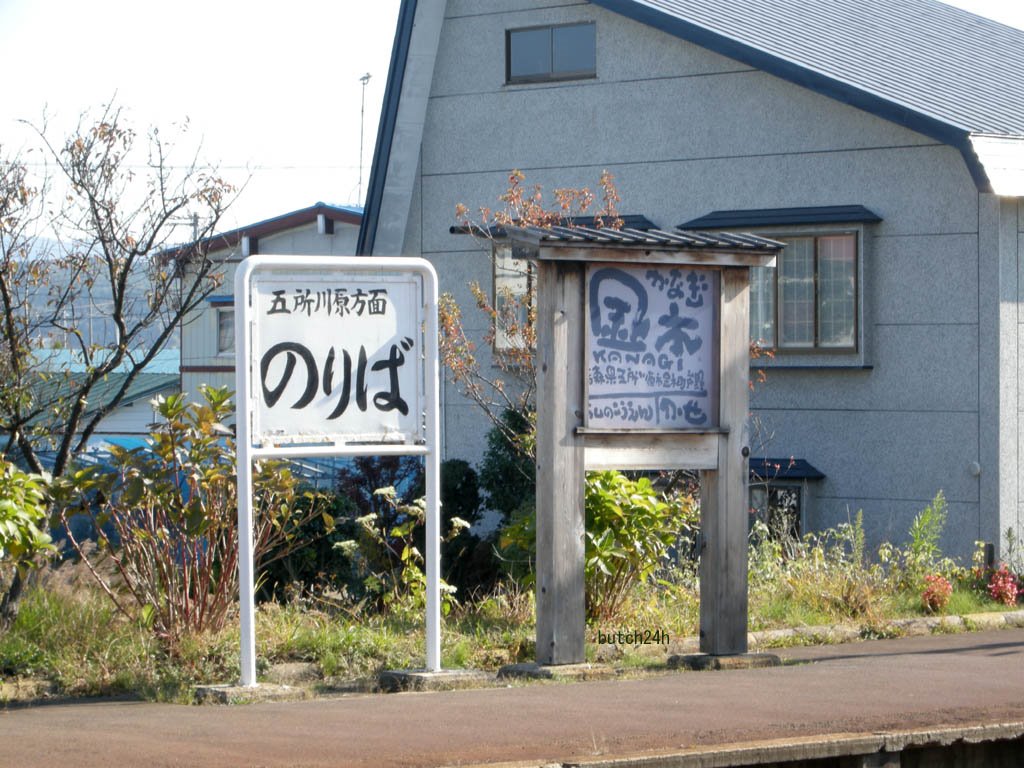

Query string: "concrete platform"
[[4, 628, 1024, 767]]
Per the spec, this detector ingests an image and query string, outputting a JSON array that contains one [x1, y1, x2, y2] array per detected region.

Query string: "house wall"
[[91, 390, 174, 436], [394, 0, 1009, 557], [180, 221, 360, 402]]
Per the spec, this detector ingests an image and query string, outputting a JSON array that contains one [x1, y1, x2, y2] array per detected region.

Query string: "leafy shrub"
[[921, 573, 952, 613], [0, 461, 53, 569], [436, 459, 504, 596], [749, 511, 888, 625], [987, 564, 1020, 606], [479, 408, 535, 525], [584, 470, 696, 621], [256, 490, 356, 603], [0, 461, 55, 628], [879, 491, 959, 590], [320, 457, 494, 605], [50, 386, 326, 642], [337, 486, 465, 618]]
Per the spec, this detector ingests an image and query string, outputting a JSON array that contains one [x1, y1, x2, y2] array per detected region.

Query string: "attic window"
[[506, 22, 596, 84]]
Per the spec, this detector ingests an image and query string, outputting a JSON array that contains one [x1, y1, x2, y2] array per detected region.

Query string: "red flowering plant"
[[987, 564, 1020, 606], [921, 573, 953, 614]]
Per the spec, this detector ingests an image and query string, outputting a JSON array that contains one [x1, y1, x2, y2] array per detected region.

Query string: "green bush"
[[50, 386, 326, 643], [0, 461, 52, 569], [585, 471, 697, 621], [479, 408, 535, 524], [336, 486, 465, 619], [749, 511, 888, 626], [879, 491, 959, 591], [0, 460, 55, 629]]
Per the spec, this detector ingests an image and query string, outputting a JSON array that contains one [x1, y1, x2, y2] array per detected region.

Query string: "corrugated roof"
[[28, 371, 178, 427], [595, 0, 1024, 137], [33, 348, 180, 375]]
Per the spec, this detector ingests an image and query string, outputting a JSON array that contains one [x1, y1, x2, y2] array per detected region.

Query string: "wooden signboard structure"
[[234, 256, 442, 686], [507, 225, 781, 664]]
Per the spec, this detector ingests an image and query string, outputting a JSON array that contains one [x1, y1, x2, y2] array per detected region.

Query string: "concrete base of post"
[[193, 683, 311, 705], [377, 668, 492, 693], [667, 653, 782, 671], [496, 662, 616, 682]]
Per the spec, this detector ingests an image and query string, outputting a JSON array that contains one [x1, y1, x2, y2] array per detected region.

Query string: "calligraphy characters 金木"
[[586, 265, 715, 429]]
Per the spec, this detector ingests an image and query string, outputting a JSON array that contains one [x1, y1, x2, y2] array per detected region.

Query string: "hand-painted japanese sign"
[[586, 265, 718, 430], [245, 264, 425, 446]]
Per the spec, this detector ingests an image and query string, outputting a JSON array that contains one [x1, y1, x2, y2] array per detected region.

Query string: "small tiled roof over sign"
[[503, 224, 784, 252]]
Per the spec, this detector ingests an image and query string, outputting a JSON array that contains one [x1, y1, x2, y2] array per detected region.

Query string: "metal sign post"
[[234, 256, 441, 686]]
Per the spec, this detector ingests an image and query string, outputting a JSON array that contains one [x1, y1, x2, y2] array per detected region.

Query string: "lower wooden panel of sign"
[[581, 431, 721, 471]]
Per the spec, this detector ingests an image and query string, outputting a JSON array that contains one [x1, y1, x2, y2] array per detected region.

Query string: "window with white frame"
[[492, 244, 534, 352], [216, 308, 235, 354], [750, 232, 857, 351]]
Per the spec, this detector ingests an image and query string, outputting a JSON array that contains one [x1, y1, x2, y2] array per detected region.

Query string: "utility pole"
[[358, 72, 371, 206]]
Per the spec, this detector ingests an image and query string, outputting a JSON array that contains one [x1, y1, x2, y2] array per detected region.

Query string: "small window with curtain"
[[217, 308, 235, 354], [506, 22, 596, 84], [749, 232, 857, 352]]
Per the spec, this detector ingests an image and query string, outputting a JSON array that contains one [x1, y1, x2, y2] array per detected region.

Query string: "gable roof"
[[592, 0, 1024, 193], [595, 0, 1024, 138], [202, 202, 362, 254], [360, 0, 1024, 255]]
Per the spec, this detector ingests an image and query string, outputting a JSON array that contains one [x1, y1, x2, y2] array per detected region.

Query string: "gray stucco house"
[[357, 0, 1024, 559]]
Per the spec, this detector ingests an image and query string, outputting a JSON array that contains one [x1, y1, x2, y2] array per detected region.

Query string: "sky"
[[0, 0, 402, 234], [0, 0, 1020, 236]]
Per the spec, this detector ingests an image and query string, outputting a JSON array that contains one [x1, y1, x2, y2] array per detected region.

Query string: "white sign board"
[[586, 264, 719, 430], [234, 256, 442, 687], [245, 264, 426, 447]]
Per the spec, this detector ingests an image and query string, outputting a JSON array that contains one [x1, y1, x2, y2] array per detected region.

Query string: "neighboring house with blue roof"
[[22, 349, 180, 469], [179, 202, 362, 400], [358, 0, 1024, 558]]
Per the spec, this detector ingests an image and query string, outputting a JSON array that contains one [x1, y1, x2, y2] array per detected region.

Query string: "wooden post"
[[699, 268, 750, 655], [534, 260, 586, 665]]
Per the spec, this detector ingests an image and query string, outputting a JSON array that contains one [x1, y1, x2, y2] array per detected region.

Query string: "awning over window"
[[750, 458, 825, 481], [681, 205, 882, 229]]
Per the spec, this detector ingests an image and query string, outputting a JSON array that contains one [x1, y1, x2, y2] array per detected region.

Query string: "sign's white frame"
[[234, 255, 442, 686]]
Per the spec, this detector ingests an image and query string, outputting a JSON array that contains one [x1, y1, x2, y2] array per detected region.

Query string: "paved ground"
[[2, 628, 1024, 767]]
